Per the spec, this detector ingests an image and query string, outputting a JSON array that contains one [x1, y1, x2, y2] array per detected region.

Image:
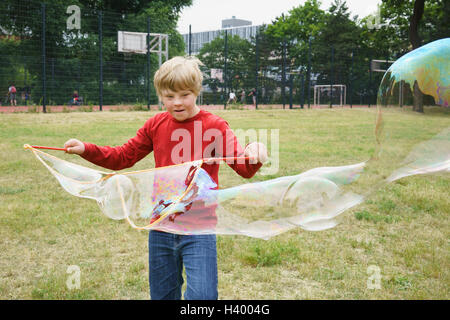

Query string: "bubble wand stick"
[[26, 145, 255, 162], [30, 145, 68, 152]]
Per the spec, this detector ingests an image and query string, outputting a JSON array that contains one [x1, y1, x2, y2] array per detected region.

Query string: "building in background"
[[221, 16, 251, 28], [183, 16, 261, 55]]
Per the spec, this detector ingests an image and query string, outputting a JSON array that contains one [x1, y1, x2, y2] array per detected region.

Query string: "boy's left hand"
[[244, 142, 268, 164]]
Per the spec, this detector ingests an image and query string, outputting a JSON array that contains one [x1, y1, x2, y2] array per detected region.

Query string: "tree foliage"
[[196, 0, 448, 105], [0, 0, 192, 104], [198, 33, 254, 95], [2, 0, 448, 106]]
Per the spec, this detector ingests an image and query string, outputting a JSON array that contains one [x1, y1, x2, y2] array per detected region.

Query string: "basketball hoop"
[[118, 31, 169, 65], [371, 59, 395, 73]]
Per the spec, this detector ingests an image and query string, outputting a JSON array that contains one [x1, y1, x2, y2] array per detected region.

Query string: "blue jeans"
[[148, 230, 218, 300]]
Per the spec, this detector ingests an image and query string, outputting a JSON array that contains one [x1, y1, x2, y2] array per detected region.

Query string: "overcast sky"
[[177, 0, 381, 34]]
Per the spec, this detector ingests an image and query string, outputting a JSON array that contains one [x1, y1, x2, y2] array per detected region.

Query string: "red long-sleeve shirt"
[[81, 109, 262, 232], [81, 109, 261, 183]]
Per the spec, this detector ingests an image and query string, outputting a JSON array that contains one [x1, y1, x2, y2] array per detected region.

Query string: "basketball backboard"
[[118, 31, 147, 54], [371, 59, 395, 73], [118, 31, 169, 63]]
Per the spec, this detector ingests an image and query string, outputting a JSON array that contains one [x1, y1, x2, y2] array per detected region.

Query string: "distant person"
[[8, 84, 17, 106], [240, 90, 246, 104], [248, 88, 256, 107], [71, 90, 80, 105], [227, 91, 236, 105]]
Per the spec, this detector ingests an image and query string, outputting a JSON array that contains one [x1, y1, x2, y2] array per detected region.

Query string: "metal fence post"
[[41, 3, 46, 113], [98, 11, 103, 111], [289, 73, 293, 109], [282, 37, 286, 109], [223, 30, 228, 110], [255, 33, 259, 110], [368, 56, 372, 108], [330, 46, 334, 108], [77, 60, 81, 97], [350, 51, 354, 108], [301, 72, 305, 109], [307, 37, 311, 109], [189, 25, 192, 56], [50, 58, 54, 105], [147, 17, 151, 110], [24, 57, 29, 106]]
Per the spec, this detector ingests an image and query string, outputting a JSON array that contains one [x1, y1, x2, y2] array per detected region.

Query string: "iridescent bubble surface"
[[375, 38, 449, 186], [23, 38, 449, 239]]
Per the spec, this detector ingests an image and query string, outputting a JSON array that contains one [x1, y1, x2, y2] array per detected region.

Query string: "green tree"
[[265, 0, 326, 69], [259, 0, 328, 104], [197, 33, 254, 101], [312, 1, 361, 84], [264, 0, 371, 105], [375, 0, 449, 112], [0, 0, 192, 105], [362, 0, 449, 60]]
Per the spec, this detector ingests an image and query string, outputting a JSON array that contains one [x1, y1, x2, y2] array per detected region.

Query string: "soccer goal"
[[313, 85, 347, 106]]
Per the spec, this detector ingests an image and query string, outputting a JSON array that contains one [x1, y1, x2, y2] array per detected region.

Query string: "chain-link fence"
[[1, 1, 396, 112], [0, 0, 168, 111], [192, 27, 392, 110]]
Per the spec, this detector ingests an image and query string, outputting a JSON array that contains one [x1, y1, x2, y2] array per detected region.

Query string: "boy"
[[64, 56, 268, 300], [8, 84, 17, 106]]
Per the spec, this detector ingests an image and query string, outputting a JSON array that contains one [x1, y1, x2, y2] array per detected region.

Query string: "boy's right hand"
[[64, 139, 85, 155], [244, 142, 268, 164]]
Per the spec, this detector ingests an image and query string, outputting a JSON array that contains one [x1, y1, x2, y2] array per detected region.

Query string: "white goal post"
[[313, 85, 347, 106]]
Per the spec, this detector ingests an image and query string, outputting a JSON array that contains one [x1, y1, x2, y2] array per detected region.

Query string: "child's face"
[[161, 89, 199, 122]]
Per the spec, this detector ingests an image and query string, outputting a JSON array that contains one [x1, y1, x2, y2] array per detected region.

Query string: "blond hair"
[[153, 56, 203, 97]]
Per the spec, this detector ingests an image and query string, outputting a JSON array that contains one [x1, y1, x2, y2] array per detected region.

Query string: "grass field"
[[0, 108, 448, 299]]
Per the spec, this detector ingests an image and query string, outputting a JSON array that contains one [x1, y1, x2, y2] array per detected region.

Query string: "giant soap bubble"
[[24, 39, 449, 239], [375, 38, 449, 185]]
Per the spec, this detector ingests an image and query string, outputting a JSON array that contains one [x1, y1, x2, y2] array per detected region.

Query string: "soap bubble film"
[[24, 38, 449, 239]]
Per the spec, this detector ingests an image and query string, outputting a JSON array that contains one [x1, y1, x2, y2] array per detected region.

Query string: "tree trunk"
[[413, 80, 424, 113], [409, 0, 425, 49], [409, 0, 425, 113]]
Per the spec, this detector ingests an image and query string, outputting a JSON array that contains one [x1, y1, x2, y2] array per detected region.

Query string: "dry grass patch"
[[0, 108, 448, 299]]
